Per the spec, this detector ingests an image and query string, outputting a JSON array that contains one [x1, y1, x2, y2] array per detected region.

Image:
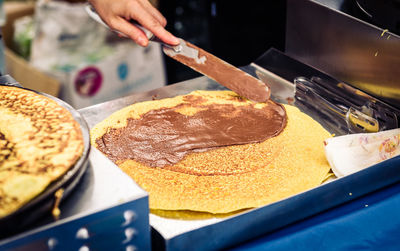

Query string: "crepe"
[[91, 90, 331, 214], [0, 86, 84, 218]]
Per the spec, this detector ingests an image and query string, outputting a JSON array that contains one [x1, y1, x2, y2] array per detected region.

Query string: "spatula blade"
[[163, 39, 271, 102]]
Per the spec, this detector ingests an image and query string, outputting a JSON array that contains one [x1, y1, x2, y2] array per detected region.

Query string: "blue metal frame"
[[0, 197, 150, 251]]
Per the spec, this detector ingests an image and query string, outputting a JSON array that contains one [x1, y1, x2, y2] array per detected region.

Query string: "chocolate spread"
[[96, 96, 286, 167]]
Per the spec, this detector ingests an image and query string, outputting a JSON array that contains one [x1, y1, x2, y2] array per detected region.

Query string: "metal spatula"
[[86, 5, 271, 102]]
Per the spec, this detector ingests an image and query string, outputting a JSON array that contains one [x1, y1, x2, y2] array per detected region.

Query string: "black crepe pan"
[[0, 75, 90, 238]]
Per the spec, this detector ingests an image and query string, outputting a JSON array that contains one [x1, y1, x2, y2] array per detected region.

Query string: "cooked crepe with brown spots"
[[91, 90, 331, 214], [0, 86, 84, 218]]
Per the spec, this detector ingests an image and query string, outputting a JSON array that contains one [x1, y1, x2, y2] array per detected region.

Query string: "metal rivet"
[[126, 245, 137, 251], [125, 228, 136, 239], [47, 238, 58, 250], [76, 227, 90, 239], [123, 228, 137, 244], [122, 210, 137, 226], [79, 245, 90, 251]]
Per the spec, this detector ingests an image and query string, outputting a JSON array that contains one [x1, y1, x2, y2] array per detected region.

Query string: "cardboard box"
[[4, 48, 60, 96], [3, 1, 61, 97]]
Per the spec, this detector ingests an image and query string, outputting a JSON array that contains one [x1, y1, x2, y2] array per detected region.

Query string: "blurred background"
[[159, 0, 286, 83], [1, 0, 286, 108]]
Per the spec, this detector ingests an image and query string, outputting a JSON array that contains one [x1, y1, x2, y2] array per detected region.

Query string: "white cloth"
[[324, 128, 400, 177]]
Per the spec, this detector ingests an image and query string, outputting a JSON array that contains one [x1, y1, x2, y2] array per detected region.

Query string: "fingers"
[[129, 1, 180, 46], [134, 14, 180, 46], [110, 17, 150, 46]]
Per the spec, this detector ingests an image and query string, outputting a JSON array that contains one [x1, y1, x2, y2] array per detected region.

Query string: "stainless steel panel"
[[253, 48, 400, 135], [286, 0, 400, 108], [0, 197, 150, 251]]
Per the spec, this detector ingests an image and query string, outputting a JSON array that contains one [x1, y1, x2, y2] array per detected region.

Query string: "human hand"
[[88, 0, 179, 47]]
